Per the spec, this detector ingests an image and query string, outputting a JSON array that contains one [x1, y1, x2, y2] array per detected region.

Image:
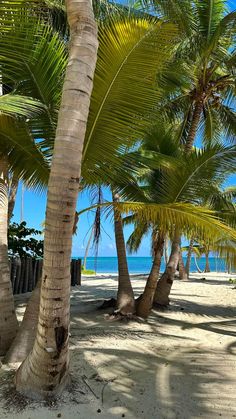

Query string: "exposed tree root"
[[104, 311, 144, 322], [97, 298, 117, 310]]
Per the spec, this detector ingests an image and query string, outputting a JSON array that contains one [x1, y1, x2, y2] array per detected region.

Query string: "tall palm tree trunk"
[[136, 233, 164, 318], [194, 254, 203, 273], [204, 251, 210, 272], [15, 0, 98, 399], [0, 155, 19, 355], [152, 102, 202, 305], [164, 235, 169, 264], [154, 233, 180, 306], [185, 237, 194, 277], [5, 279, 41, 364], [113, 193, 135, 315], [178, 249, 188, 280], [185, 101, 202, 152]]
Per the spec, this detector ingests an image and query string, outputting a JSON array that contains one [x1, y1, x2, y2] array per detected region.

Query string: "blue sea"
[[78, 256, 229, 274]]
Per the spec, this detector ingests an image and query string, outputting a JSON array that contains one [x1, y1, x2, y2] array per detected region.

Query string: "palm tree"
[[0, 98, 49, 355], [9, 0, 180, 398], [1, 4, 179, 364], [185, 237, 194, 277], [152, 0, 236, 285], [153, 145, 236, 307], [0, 4, 64, 356], [123, 123, 236, 316], [155, 0, 236, 150], [10, 0, 98, 398]]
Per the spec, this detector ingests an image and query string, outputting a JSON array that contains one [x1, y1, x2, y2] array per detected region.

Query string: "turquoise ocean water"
[[79, 256, 228, 274]]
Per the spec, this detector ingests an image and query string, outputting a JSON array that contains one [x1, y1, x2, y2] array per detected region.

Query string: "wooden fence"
[[10, 257, 81, 295]]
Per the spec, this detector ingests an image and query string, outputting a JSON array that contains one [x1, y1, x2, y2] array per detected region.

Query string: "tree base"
[[15, 356, 71, 401]]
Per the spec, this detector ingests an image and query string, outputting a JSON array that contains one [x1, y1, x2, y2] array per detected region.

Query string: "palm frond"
[[78, 201, 236, 242], [82, 14, 178, 183], [126, 221, 150, 253], [155, 144, 236, 205], [0, 115, 49, 189], [196, 0, 226, 41], [0, 94, 44, 118], [0, 15, 67, 150]]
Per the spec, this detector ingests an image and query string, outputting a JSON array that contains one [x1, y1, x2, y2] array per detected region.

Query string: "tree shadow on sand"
[[70, 340, 236, 418]]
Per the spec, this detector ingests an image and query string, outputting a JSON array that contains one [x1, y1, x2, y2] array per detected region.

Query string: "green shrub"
[[229, 278, 236, 284]]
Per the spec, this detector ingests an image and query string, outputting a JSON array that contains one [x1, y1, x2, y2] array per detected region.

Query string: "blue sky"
[[12, 0, 236, 257]]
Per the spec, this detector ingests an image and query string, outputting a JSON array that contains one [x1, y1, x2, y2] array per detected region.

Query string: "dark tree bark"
[[154, 233, 180, 306], [185, 237, 194, 278], [136, 233, 164, 318], [113, 193, 135, 315]]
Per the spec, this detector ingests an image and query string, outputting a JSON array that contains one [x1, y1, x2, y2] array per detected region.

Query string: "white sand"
[[0, 272, 236, 418]]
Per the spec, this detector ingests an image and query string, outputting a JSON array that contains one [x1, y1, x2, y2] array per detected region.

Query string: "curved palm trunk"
[[178, 250, 188, 280], [136, 233, 164, 318], [185, 237, 194, 277], [113, 193, 135, 315], [185, 101, 202, 152], [154, 233, 180, 306], [194, 254, 203, 273], [5, 279, 41, 364], [15, 0, 98, 399], [204, 251, 210, 273], [164, 236, 169, 264], [0, 156, 18, 356]]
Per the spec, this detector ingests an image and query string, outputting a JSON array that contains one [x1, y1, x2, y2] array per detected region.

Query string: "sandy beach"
[[0, 272, 236, 419]]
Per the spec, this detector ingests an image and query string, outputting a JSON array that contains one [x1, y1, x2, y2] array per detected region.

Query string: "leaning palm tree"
[[152, 0, 236, 283], [153, 147, 236, 307], [10, 0, 98, 399], [1, 4, 180, 398], [0, 43, 50, 356], [2, 7, 179, 364], [0, 5, 65, 356], [123, 123, 236, 317], [0, 113, 50, 356]]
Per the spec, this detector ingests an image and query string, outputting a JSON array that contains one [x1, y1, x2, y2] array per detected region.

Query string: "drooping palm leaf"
[[78, 201, 236, 242], [0, 94, 44, 118], [0, 115, 49, 189], [82, 15, 178, 183]]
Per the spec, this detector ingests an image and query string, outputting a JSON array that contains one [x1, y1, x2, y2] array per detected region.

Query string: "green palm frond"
[[0, 115, 49, 189], [126, 220, 150, 253], [196, 0, 226, 41], [0, 15, 67, 150], [0, 94, 44, 118], [155, 144, 236, 205], [82, 14, 178, 183], [208, 10, 236, 54], [216, 104, 236, 143], [182, 244, 203, 257], [153, 0, 196, 37], [78, 201, 236, 242]]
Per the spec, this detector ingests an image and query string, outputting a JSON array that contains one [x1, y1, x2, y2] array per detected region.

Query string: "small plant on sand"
[[229, 278, 236, 284]]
